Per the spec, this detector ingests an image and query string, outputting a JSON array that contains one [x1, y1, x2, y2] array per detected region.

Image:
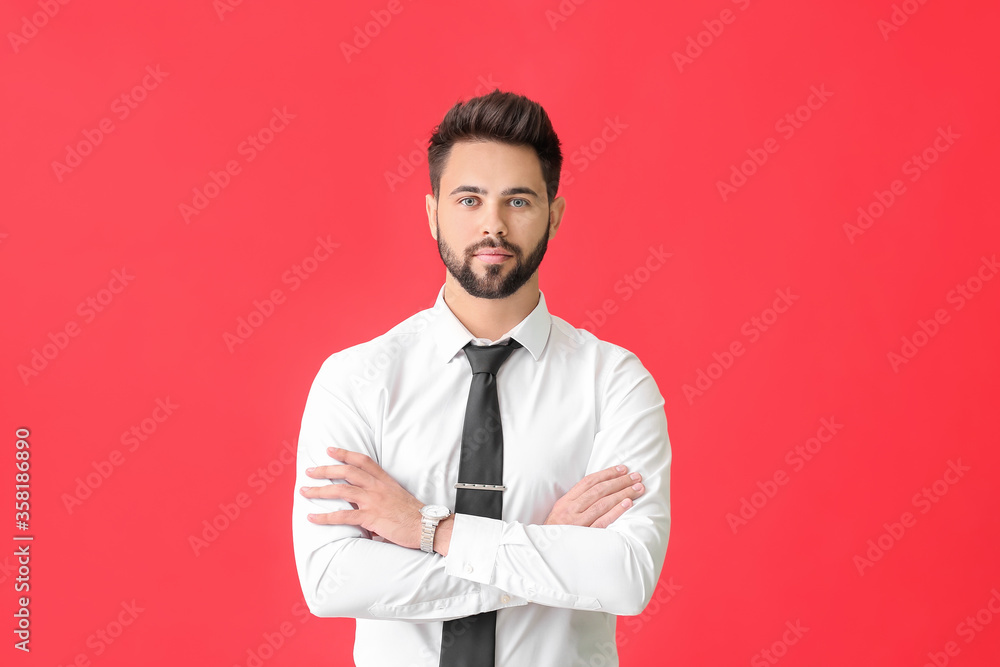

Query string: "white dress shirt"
[[292, 284, 671, 667]]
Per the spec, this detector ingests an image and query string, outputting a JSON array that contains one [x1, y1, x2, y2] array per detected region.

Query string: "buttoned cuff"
[[444, 512, 502, 585]]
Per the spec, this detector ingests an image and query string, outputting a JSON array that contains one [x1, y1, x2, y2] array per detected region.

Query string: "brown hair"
[[428, 89, 562, 203]]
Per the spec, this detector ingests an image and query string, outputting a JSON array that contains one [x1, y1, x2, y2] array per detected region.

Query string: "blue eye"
[[510, 198, 528, 208], [459, 197, 477, 206]]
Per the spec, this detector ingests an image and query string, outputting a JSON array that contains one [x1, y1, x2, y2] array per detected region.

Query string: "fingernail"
[[306, 467, 315, 474], [307, 514, 316, 521], [633, 483, 643, 491], [300, 486, 309, 494], [621, 498, 632, 508], [630, 472, 641, 481], [616, 465, 626, 472]]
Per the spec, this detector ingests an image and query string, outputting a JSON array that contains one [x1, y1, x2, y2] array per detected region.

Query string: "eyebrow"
[[448, 185, 540, 198]]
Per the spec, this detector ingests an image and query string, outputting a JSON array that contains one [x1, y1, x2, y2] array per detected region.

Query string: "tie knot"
[[463, 339, 522, 375]]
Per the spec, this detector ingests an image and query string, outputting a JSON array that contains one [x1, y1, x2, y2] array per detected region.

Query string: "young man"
[[292, 90, 671, 667]]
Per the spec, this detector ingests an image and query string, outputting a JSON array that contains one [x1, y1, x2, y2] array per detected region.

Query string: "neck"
[[442, 273, 540, 341]]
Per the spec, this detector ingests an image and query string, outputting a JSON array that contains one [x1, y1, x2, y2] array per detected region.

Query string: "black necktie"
[[439, 338, 522, 667]]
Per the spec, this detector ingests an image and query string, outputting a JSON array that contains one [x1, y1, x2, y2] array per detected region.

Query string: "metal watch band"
[[420, 516, 439, 553]]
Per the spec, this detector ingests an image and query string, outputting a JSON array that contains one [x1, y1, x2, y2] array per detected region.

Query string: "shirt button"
[[501, 596, 510, 604], [465, 564, 474, 574]]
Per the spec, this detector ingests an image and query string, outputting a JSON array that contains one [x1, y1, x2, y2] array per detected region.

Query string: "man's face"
[[426, 140, 564, 300]]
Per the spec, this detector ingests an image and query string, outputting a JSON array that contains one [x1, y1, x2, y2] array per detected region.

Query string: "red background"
[[3, 0, 999, 665]]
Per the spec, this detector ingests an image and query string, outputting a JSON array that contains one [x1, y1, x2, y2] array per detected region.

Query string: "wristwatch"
[[419, 504, 452, 553]]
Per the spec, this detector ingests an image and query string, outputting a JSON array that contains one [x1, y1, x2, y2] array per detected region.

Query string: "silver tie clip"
[[455, 483, 506, 491]]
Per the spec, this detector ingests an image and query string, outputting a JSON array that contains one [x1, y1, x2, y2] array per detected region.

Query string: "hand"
[[543, 465, 644, 529], [300, 447, 424, 550]]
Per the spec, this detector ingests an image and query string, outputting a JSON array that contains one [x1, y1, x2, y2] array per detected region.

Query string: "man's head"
[[425, 90, 566, 300]]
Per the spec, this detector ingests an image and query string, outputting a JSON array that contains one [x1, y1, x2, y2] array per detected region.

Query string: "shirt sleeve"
[[442, 347, 671, 617], [292, 354, 529, 622]]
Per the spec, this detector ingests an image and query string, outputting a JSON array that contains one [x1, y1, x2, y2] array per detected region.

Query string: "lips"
[[474, 249, 513, 264]]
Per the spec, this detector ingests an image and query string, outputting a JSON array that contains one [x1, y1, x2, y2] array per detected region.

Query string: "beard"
[[436, 213, 549, 300]]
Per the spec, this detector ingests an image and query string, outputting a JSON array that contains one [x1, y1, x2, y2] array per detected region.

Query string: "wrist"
[[433, 514, 455, 556], [417, 504, 452, 553]]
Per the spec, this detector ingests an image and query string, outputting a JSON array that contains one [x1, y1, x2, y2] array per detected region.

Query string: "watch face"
[[422, 505, 450, 520]]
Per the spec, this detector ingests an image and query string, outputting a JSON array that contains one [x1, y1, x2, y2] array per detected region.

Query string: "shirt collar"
[[429, 283, 550, 365]]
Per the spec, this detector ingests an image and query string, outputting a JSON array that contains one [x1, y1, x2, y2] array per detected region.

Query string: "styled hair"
[[428, 89, 562, 203]]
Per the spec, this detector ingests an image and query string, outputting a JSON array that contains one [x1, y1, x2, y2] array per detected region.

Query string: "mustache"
[[469, 240, 518, 255]]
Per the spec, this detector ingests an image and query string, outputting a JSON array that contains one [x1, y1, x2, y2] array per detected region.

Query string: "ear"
[[426, 193, 438, 241], [547, 195, 566, 240]]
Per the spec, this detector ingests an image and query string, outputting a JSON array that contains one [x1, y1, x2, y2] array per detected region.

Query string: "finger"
[[576, 471, 641, 509], [300, 482, 364, 503], [580, 482, 644, 526], [307, 509, 365, 525], [590, 496, 636, 529], [327, 447, 384, 478], [306, 464, 374, 487], [563, 465, 629, 502]]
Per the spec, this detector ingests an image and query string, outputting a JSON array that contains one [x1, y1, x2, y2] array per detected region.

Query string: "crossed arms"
[[291, 348, 671, 621]]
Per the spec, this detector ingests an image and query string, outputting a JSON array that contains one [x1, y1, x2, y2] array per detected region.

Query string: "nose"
[[480, 201, 508, 239]]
